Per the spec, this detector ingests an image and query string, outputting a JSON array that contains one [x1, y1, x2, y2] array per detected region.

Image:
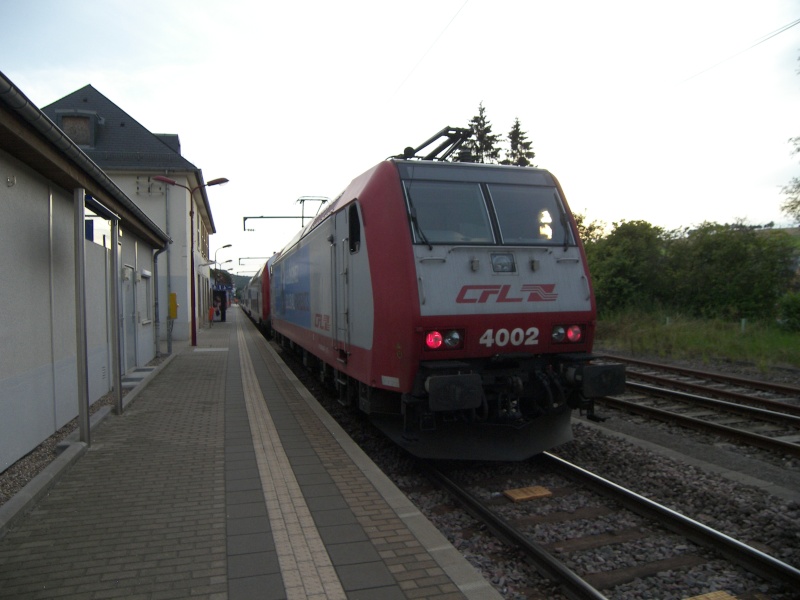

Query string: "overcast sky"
[[3, 0, 798, 275]]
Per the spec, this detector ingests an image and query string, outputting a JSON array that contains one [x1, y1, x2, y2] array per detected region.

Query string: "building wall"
[[0, 151, 69, 471], [112, 174, 195, 343], [0, 149, 157, 472]]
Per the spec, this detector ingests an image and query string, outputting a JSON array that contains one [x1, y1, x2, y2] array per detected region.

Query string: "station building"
[[0, 73, 222, 473], [41, 85, 221, 352]]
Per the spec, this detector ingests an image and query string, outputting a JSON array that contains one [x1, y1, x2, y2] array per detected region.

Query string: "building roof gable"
[[0, 73, 170, 248], [42, 85, 197, 172]]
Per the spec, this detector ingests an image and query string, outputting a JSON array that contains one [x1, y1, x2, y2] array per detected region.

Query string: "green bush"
[[581, 220, 798, 321], [777, 292, 800, 332]]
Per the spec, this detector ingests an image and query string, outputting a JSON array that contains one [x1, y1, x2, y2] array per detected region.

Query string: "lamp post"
[[214, 243, 232, 267], [201, 259, 232, 268], [153, 175, 228, 346]]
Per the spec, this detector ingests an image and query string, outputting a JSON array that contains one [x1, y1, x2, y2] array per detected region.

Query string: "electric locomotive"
[[268, 128, 625, 460]]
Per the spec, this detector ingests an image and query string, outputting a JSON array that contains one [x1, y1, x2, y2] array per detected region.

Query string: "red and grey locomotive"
[[248, 129, 625, 460]]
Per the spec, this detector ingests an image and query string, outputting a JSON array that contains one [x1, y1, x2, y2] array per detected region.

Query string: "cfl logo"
[[456, 284, 557, 303]]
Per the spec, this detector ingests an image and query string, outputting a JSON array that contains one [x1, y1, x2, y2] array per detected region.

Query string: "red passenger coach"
[[268, 129, 625, 460], [242, 257, 274, 337]]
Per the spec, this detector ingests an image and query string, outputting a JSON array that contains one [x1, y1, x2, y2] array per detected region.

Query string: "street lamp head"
[[222, 244, 232, 249], [153, 175, 228, 189]]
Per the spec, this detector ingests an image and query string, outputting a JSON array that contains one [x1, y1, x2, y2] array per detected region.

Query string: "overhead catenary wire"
[[680, 16, 800, 83], [393, 0, 469, 95]]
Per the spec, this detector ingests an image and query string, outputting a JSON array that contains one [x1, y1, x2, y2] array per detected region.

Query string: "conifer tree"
[[458, 102, 501, 163], [502, 117, 536, 167]]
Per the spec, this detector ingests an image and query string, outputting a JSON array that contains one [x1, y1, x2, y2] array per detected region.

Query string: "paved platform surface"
[[0, 309, 499, 599]]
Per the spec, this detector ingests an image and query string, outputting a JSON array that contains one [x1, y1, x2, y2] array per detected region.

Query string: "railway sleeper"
[[582, 554, 708, 590]]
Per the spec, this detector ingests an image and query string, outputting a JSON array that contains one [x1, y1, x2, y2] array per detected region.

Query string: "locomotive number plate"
[[478, 327, 539, 348]]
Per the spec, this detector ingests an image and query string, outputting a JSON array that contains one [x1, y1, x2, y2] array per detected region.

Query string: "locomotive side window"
[[488, 184, 574, 246], [348, 203, 361, 253], [403, 181, 493, 244]]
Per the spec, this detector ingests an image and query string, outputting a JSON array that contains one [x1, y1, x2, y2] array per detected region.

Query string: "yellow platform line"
[[237, 325, 346, 600]]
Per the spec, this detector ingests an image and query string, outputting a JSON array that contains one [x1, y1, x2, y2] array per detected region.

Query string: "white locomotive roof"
[[394, 159, 557, 186]]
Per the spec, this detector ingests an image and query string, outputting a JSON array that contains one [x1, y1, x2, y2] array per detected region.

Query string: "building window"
[[61, 116, 92, 145], [55, 110, 101, 147]]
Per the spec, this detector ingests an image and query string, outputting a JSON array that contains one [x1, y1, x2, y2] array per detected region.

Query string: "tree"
[[211, 268, 232, 287], [586, 220, 668, 313], [573, 212, 606, 246], [457, 102, 501, 164], [780, 136, 800, 224], [501, 117, 536, 167], [665, 222, 797, 320]]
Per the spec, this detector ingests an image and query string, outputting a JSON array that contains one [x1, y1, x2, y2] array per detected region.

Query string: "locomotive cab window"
[[402, 176, 575, 247], [348, 203, 361, 253], [488, 184, 575, 246], [403, 180, 493, 244]]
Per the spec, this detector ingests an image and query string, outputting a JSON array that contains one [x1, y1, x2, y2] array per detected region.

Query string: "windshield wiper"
[[555, 192, 570, 250], [406, 189, 433, 250]]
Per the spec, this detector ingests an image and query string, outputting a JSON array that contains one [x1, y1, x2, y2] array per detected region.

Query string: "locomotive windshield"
[[404, 181, 493, 244], [403, 179, 574, 246]]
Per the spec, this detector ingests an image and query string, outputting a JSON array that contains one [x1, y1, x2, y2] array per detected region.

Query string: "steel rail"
[[626, 371, 800, 417], [541, 453, 800, 591], [600, 354, 800, 397], [419, 461, 610, 600], [599, 392, 800, 457], [627, 381, 800, 426]]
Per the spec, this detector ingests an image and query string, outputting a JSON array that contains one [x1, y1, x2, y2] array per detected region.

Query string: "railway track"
[[420, 456, 800, 599], [278, 343, 800, 598], [597, 355, 800, 457], [601, 355, 800, 402]]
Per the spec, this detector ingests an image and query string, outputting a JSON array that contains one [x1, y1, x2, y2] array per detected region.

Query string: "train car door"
[[331, 207, 351, 363]]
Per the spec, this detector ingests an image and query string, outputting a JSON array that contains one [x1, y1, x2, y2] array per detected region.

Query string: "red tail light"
[[425, 331, 444, 349], [424, 329, 464, 350], [552, 325, 584, 343]]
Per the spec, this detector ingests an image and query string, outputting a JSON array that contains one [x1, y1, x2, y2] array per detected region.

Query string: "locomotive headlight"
[[491, 253, 516, 273], [443, 330, 462, 349], [552, 326, 566, 342]]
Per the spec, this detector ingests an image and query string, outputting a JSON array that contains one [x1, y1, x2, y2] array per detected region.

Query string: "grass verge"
[[595, 311, 800, 370]]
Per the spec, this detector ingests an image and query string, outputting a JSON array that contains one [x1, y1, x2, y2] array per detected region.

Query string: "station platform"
[[0, 308, 499, 600]]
